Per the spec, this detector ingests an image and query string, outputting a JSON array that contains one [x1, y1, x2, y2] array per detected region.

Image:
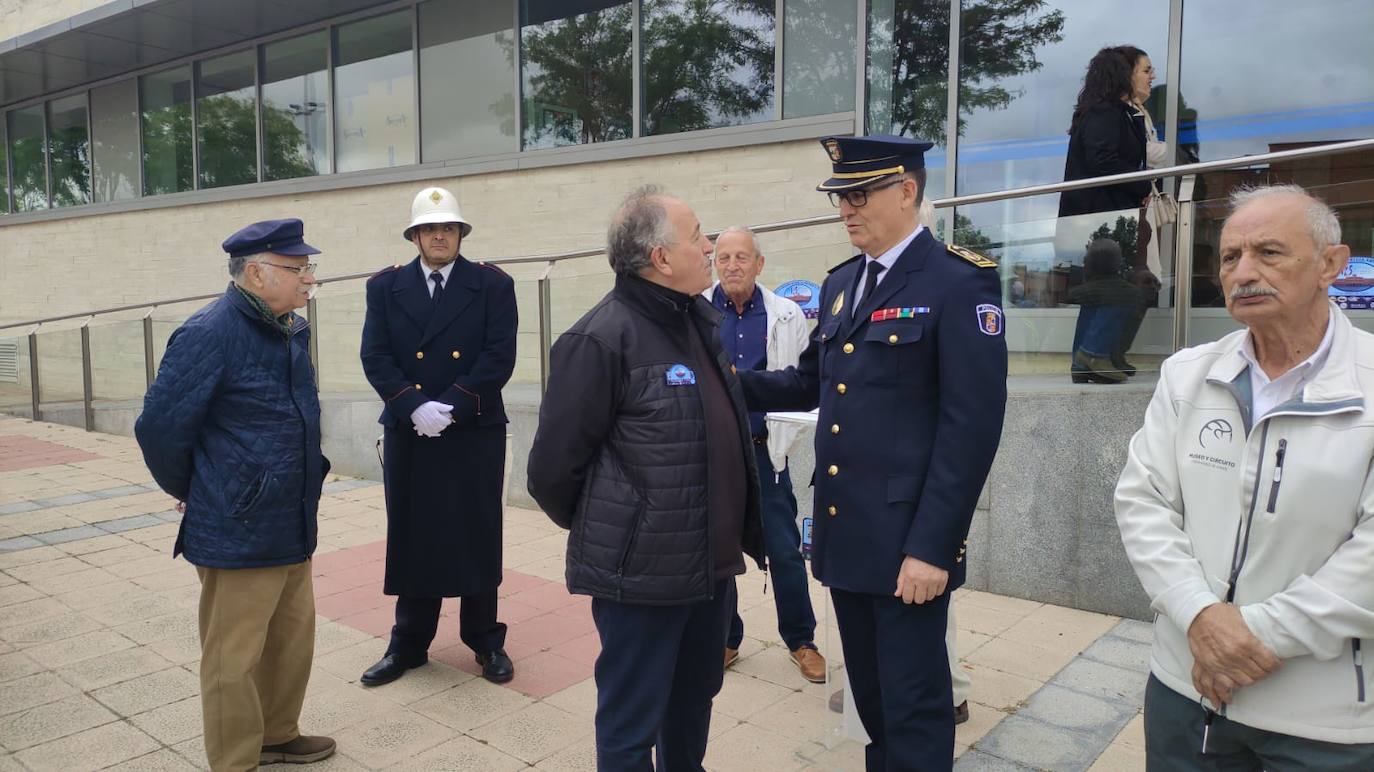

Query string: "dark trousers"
[[831, 588, 953, 772], [1144, 674, 1374, 772], [591, 580, 732, 772], [386, 591, 506, 663], [727, 446, 817, 651]]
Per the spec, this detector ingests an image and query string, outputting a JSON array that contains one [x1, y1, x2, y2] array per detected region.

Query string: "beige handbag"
[[1147, 180, 1179, 226]]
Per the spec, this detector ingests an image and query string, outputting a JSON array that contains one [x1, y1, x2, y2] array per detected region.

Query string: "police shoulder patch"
[[827, 254, 863, 274], [947, 244, 997, 269]]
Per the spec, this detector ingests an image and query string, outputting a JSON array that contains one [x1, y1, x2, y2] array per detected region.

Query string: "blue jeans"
[[727, 445, 817, 651]]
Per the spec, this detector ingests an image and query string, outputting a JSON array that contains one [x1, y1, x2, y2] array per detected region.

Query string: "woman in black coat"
[[1058, 45, 1158, 382]]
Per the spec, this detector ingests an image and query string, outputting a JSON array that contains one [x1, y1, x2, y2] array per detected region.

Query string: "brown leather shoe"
[[260, 735, 336, 765], [724, 647, 740, 669], [790, 645, 826, 683], [955, 700, 970, 725]]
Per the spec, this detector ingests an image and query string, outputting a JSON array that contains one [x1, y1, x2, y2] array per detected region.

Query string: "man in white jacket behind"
[[1115, 184, 1374, 770], [709, 226, 828, 684]]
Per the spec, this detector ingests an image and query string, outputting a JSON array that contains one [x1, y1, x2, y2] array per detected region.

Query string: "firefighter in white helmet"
[[359, 186, 518, 686]]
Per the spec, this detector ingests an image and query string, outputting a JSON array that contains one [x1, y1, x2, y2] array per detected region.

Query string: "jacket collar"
[[703, 281, 796, 323], [225, 282, 305, 336], [1205, 300, 1364, 411]]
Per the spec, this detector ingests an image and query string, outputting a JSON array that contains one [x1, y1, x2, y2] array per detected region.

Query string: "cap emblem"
[[824, 139, 842, 162], [429, 190, 443, 204]]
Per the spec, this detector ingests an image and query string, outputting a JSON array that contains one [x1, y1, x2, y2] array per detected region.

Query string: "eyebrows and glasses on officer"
[[228, 251, 318, 316], [713, 227, 766, 301]]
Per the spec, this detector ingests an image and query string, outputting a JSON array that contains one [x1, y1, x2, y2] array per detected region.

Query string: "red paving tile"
[[0, 436, 101, 472], [505, 650, 592, 699], [558, 632, 603, 669], [317, 537, 599, 697]]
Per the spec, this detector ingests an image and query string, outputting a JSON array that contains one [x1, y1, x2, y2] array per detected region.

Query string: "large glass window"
[[334, 11, 416, 173], [141, 66, 194, 196], [47, 93, 90, 207], [91, 80, 140, 202], [262, 31, 331, 181], [0, 121, 8, 213], [520, 0, 632, 149], [783, 0, 855, 119], [419, 0, 517, 161], [641, 0, 775, 136], [196, 50, 258, 189], [866, 0, 950, 200], [8, 105, 47, 211], [1178, 0, 1374, 165]]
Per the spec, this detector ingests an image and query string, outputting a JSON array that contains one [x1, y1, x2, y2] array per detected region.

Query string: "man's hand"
[[894, 556, 948, 604], [1187, 603, 1281, 707], [175, 501, 186, 515], [410, 401, 454, 437]]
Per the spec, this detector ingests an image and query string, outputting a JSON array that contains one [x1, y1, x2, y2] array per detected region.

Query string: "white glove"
[[410, 401, 454, 437]]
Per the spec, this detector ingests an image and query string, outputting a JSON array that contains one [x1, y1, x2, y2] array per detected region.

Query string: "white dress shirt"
[[853, 224, 924, 310], [1239, 314, 1335, 419], [419, 260, 455, 297]]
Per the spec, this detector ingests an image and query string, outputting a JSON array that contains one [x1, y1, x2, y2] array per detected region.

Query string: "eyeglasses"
[[258, 261, 317, 277], [827, 179, 905, 208]]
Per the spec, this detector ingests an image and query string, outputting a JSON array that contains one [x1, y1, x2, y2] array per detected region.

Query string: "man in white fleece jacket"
[[1115, 184, 1374, 770]]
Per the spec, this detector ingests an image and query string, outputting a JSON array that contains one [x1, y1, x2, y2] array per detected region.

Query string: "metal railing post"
[[306, 295, 319, 381], [143, 308, 156, 388], [1172, 174, 1198, 352], [537, 261, 554, 395], [80, 317, 94, 431], [27, 326, 41, 422]]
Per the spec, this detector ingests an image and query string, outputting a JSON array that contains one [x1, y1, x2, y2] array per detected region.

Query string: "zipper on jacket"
[[1265, 438, 1287, 513], [1225, 423, 1270, 602], [615, 499, 647, 602], [1355, 639, 1367, 703]]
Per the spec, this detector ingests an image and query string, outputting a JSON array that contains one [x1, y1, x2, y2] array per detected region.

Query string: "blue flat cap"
[[222, 218, 321, 259], [817, 134, 935, 192]]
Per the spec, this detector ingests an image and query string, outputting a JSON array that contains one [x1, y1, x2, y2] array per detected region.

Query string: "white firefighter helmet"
[[403, 186, 472, 241]]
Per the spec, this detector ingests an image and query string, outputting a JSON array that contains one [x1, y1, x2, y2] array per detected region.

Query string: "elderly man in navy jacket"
[[136, 219, 335, 772], [739, 136, 1008, 771]]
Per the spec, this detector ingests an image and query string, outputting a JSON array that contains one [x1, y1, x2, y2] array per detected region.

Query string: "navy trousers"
[[727, 446, 817, 651], [831, 588, 953, 772], [386, 591, 506, 662], [591, 580, 732, 772]]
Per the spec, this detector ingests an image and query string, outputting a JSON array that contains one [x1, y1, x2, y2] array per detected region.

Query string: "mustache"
[[1230, 284, 1278, 300]]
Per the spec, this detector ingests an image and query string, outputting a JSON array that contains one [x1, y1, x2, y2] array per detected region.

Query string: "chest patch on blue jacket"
[[666, 364, 697, 386]]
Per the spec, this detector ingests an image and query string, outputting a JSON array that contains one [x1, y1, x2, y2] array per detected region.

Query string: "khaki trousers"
[[197, 561, 315, 772]]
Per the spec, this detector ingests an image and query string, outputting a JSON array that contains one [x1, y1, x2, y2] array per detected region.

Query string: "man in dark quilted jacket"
[[136, 219, 335, 772], [528, 186, 765, 772]]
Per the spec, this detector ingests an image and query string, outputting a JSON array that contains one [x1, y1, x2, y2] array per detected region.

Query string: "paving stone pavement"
[[0, 416, 1149, 770]]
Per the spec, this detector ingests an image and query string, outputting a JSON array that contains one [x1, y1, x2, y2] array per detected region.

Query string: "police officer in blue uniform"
[[738, 136, 1008, 771], [358, 186, 518, 687]]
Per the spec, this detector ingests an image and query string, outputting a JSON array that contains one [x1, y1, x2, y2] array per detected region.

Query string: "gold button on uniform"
[[414, 383, 422, 390], [830, 424, 840, 435], [827, 505, 837, 516], [451, 350, 461, 359], [415, 351, 424, 360], [888, 334, 899, 344], [827, 465, 838, 476], [837, 383, 847, 394], [842, 343, 854, 354]]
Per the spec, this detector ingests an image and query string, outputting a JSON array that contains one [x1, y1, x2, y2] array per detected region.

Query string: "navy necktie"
[[430, 271, 444, 305], [856, 260, 884, 316]]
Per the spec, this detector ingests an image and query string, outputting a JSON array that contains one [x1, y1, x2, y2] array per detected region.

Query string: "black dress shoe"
[[955, 700, 970, 725], [360, 653, 423, 686], [476, 649, 514, 683]]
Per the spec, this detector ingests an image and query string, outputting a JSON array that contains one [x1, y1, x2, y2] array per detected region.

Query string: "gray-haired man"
[[528, 186, 765, 770]]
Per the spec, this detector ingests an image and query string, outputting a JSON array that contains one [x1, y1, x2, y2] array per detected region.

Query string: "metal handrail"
[[6, 136, 1370, 333], [6, 136, 1374, 429]]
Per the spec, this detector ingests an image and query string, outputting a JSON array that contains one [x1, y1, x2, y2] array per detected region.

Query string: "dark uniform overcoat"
[[361, 255, 517, 597]]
